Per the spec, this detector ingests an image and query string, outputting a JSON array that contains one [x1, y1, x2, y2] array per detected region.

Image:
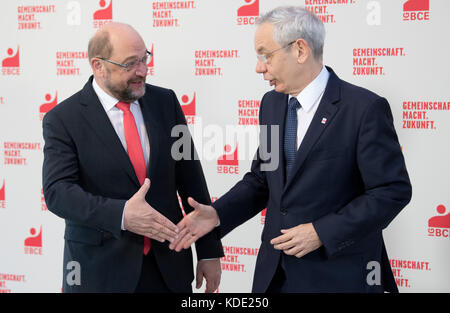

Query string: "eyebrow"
[[121, 55, 140, 63], [121, 50, 147, 63], [256, 46, 266, 54]]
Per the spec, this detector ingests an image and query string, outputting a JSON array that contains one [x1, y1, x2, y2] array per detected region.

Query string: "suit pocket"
[[64, 225, 103, 246]]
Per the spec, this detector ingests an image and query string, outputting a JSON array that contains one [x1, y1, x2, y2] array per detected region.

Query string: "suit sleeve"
[[171, 91, 224, 259], [211, 97, 270, 238], [42, 110, 125, 239], [313, 97, 412, 257]]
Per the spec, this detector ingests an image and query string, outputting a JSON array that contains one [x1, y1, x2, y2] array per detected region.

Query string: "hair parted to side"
[[88, 30, 113, 61], [256, 6, 325, 61]]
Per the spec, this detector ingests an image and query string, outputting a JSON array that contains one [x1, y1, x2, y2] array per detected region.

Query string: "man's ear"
[[294, 38, 310, 64], [91, 58, 104, 78]]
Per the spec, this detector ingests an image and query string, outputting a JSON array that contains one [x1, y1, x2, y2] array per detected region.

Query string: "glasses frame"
[[98, 50, 153, 72], [256, 41, 296, 63]]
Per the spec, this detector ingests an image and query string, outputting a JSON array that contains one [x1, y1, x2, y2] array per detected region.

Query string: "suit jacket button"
[[280, 208, 287, 215]]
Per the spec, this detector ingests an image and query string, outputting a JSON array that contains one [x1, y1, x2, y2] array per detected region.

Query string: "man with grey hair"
[[43, 22, 223, 292], [170, 6, 411, 293]]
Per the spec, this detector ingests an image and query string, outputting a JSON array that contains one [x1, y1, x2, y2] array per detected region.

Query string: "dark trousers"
[[134, 250, 172, 293], [266, 262, 287, 293]]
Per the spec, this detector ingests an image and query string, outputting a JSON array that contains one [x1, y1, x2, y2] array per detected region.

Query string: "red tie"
[[116, 101, 151, 255]]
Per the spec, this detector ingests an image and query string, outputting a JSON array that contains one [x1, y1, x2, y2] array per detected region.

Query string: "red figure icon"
[[40, 92, 58, 113], [2, 47, 20, 67], [180, 93, 196, 116], [237, 0, 259, 17], [93, 0, 113, 20], [25, 226, 42, 247], [147, 44, 154, 68], [428, 205, 450, 228], [0, 180, 5, 201], [218, 144, 238, 166], [403, 0, 429, 11]]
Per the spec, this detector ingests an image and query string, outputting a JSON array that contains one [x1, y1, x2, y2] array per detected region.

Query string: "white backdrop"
[[0, 0, 449, 293]]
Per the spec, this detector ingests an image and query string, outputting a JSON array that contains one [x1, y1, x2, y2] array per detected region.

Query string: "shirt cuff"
[[121, 201, 127, 230]]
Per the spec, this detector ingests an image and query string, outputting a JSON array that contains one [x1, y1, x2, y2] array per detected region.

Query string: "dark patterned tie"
[[284, 97, 300, 178]]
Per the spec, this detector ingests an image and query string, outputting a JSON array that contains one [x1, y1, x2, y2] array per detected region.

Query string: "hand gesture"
[[169, 197, 219, 251], [270, 223, 322, 258], [124, 178, 179, 243]]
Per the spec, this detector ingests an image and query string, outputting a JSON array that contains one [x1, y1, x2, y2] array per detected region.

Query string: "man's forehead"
[[109, 31, 146, 58], [254, 23, 276, 52]]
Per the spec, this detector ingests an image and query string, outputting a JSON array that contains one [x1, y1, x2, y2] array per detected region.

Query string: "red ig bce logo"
[[237, 0, 259, 26], [428, 204, 450, 238], [403, 0, 430, 21]]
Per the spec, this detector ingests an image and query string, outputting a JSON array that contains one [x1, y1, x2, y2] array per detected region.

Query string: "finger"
[[135, 178, 151, 199], [205, 280, 214, 293], [174, 238, 190, 252], [182, 235, 198, 250], [295, 249, 308, 259], [148, 228, 175, 242], [270, 232, 292, 245], [188, 197, 202, 210], [173, 230, 193, 252], [148, 223, 177, 242], [147, 233, 165, 243], [145, 222, 177, 243], [156, 219, 179, 240], [210, 278, 220, 293], [284, 245, 302, 256], [176, 218, 188, 231], [152, 210, 179, 234], [274, 239, 296, 251], [207, 276, 220, 293], [175, 234, 197, 252], [169, 227, 189, 249], [196, 270, 203, 289]]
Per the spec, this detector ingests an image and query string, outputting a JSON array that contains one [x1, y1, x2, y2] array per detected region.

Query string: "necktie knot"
[[116, 101, 131, 112], [288, 97, 301, 110]]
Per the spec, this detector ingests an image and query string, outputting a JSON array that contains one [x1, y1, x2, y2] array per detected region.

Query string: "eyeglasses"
[[256, 41, 296, 63], [99, 50, 152, 72]]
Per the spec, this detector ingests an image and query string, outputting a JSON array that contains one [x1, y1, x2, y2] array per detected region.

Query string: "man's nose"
[[135, 61, 148, 76], [255, 58, 267, 74]]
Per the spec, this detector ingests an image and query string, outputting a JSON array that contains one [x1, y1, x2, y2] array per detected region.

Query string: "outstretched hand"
[[124, 178, 179, 243], [169, 197, 219, 251]]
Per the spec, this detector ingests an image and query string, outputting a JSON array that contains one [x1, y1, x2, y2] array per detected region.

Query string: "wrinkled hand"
[[196, 259, 221, 293], [169, 197, 219, 252], [124, 178, 179, 243], [270, 223, 322, 258]]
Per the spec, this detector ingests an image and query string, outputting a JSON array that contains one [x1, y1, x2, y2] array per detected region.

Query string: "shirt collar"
[[289, 65, 330, 112], [92, 78, 139, 112]]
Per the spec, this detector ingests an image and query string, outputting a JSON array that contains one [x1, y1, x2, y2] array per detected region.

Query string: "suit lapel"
[[271, 93, 288, 187], [78, 77, 141, 187], [139, 91, 160, 183], [284, 67, 341, 189]]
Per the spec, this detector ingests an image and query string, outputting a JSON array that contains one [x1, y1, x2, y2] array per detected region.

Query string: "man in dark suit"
[[42, 22, 223, 293], [169, 6, 412, 292]]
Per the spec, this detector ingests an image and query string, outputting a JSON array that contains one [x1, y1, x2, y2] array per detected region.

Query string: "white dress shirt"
[[289, 65, 330, 150], [92, 78, 150, 230]]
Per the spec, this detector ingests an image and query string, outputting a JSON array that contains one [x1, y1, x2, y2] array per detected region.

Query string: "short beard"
[[104, 69, 146, 103]]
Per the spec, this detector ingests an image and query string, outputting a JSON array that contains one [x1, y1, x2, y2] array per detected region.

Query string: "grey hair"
[[256, 6, 325, 60]]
